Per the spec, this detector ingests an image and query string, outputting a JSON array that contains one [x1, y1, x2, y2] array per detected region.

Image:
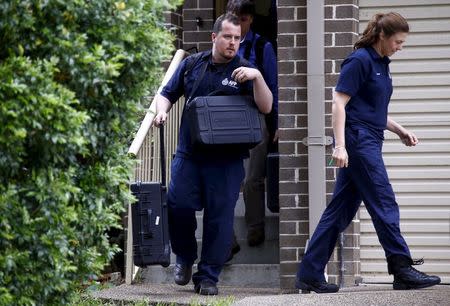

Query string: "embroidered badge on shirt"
[[221, 78, 238, 89]]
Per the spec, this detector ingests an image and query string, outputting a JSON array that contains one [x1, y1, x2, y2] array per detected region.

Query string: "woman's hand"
[[332, 146, 349, 168], [399, 129, 419, 146], [387, 117, 419, 147]]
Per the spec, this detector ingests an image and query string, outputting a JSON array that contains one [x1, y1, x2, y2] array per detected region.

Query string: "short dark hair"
[[213, 13, 240, 34], [226, 0, 255, 17]]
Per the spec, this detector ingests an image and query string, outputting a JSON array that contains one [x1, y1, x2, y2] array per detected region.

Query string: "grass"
[[70, 294, 235, 306]]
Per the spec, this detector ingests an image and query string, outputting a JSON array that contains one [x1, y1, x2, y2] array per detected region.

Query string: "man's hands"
[[231, 66, 262, 83], [153, 111, 167, 127]]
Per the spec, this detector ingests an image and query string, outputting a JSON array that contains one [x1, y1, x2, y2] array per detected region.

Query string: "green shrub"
[[0, 0, 181, 304]]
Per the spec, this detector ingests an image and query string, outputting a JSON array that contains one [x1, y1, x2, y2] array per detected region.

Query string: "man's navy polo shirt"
[[335, 46, 393, 138], [160, 50, 254, 159]]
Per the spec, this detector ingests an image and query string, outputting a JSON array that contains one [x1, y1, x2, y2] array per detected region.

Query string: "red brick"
[[325, 20, 358, 33], [296, 34, 307, 47], [279, 61, 295, 75], [279, 74, 307, 88], [278, 7, 295, 21], [279, 20, 307, 33], [279, 142, 296, 155], [278, 47, 307, 62], [279, 88, 296, 101], [336, 5, 358, 19], [279, 0, 306, 6]]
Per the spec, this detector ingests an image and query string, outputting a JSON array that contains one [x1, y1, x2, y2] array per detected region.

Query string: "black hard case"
[[266, 153, 279, 213], [131, 128, 170, 267], [186, 95, 263, 148]]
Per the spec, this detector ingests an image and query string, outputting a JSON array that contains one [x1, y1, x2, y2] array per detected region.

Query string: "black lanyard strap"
[[186, 58, 209, 104]]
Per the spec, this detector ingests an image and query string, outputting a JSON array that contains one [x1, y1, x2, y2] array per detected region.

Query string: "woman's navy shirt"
[[160, 50, 254, 159], [335, 46, 393, 139]]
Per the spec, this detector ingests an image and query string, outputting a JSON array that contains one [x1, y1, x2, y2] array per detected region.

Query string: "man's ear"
[[211, 32, 216, 43]]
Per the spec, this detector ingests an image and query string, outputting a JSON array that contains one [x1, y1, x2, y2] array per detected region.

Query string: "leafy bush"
[[0, 0, 181, 304]]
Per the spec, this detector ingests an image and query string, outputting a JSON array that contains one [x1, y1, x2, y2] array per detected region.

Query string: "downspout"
[[306, 0, 331, 242]]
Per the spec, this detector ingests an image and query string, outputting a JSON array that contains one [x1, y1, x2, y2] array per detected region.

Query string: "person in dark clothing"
[[226, 0, 278, 249], [295, 12, 441, 294], [153, 13, 272, 295]]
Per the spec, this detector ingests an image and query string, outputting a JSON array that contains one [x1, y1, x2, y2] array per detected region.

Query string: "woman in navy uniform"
[[295, 12, 441, 294], [153, 13, 272, 295]]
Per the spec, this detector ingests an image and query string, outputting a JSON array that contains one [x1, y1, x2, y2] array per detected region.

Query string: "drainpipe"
[[305, 0, 331, 243]]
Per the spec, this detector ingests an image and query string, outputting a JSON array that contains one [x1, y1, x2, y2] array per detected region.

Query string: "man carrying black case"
[[152, 13, 272, 295]]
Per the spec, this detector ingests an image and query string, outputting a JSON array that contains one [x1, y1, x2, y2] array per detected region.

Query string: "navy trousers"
[[297, 125, 411, 282], [167, 156, 245, 285]]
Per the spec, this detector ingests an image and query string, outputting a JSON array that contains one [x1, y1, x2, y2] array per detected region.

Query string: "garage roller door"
[[359, 0, 450, 284]]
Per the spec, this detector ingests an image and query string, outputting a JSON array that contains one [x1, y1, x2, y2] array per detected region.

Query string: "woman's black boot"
[[387, 255, 441, 290]]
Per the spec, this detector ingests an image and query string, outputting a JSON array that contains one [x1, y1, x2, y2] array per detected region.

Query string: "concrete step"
[[194, 214, 279, 240], [139, 264, 279, 288], [168, 235, 279, 264], [141, 192, 280, 287], [173, 199, 279, 264]]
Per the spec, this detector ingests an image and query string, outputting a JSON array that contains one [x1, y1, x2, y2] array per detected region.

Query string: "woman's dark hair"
[[354, 12, 409, 49], [213, 13, 240, 34], [226, 0, 256, 17]]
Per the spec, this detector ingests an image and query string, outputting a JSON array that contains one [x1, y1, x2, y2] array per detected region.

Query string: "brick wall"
[[165, 5, 184, 50], [182, 0, 215, 52], [323, 0, 361, 287], [278, 0, 361, 290], [277, 0, 308, 290]]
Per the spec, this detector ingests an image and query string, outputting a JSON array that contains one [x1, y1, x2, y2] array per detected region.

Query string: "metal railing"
[[125, 49, 188, 284]]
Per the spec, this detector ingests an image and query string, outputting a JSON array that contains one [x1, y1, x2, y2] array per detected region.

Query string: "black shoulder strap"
[[243, 35, 268, 75], [254, 36, 268, 74], [186, 54, 209, 104], [184, 52, 204, 75], [243, 35, 255, 61]]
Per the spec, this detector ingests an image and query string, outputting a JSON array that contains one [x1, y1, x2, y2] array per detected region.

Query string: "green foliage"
[[0, 0, 181, 304]]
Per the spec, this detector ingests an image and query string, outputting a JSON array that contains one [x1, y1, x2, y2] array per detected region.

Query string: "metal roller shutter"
[[359, 0, 450, 283]]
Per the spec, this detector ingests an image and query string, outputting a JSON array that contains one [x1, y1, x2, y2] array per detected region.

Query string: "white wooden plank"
[[360, 6, 450, 21], [362, 262, 450, 273], [361, 248, 450, 259], [391, 46, 450, 60], [384, 129, 450, 140], [384, 155, 450, 166], [361, 235, 450, 246], [386, 167, 450, 178], [361, 209, 450, 220], [396, 195, 450, 206], [360, 0, 450, 8], [391, 60, 450, 73], [361, 221, 450, 233], [383, 142, 450, 153], [391, 182, 450, 193], [392, 87, 450, 100], [389, 101, 450, 113], [402, 32, 450, 46], [383, 114, 450, 126], [359, 19, 450, 33], [393, 73, 450, 86]]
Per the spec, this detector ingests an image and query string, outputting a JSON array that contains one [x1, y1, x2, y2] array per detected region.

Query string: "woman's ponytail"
[[354, 12, 409, 50]]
